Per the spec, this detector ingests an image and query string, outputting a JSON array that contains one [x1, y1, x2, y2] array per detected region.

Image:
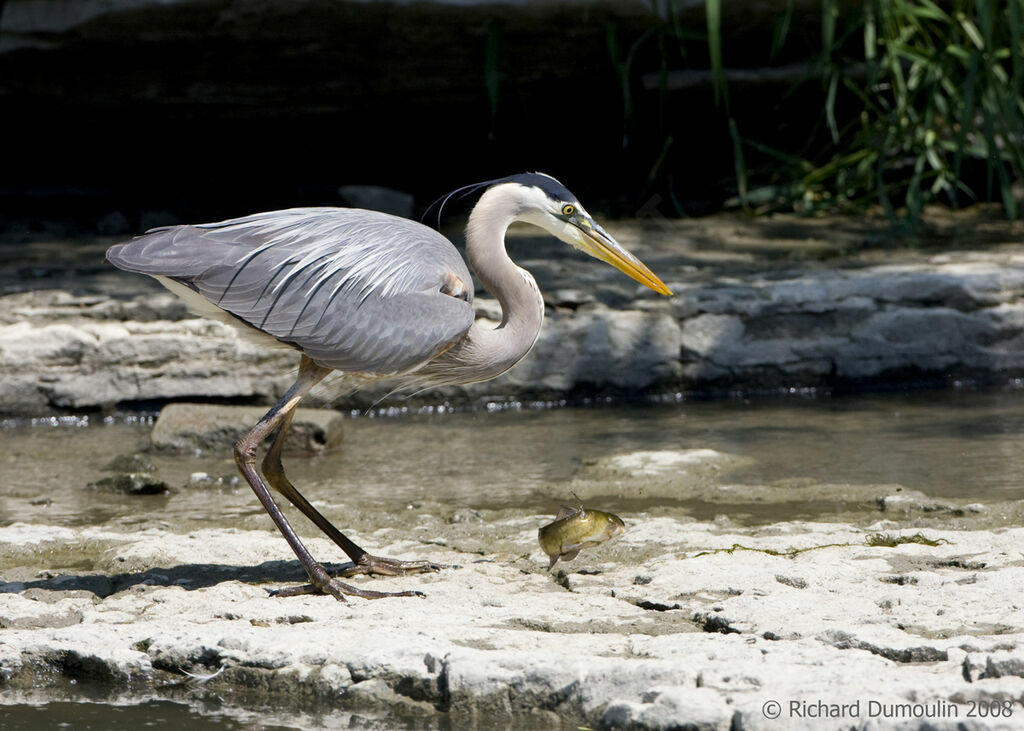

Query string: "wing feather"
[[107, 208, 475, 374]]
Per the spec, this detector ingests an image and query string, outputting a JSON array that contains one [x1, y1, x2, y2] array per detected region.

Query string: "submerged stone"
[[150, 403, 344, 453], [102, 453, 155, 473], [88, 473, 170, 495]]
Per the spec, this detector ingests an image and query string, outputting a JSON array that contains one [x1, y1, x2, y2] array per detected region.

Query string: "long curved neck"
[[455, 188, 546, 382]]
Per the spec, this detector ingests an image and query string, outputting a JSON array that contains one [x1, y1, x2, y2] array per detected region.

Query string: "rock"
[[342, 677, 438, 715], [0, 316, 297, 414], [670, 254, 1024, 391], [6, 220, 1024, 408], [482, 304, 683, 393], [602, 687, 734, 731], [185, 472, 240, 489], [0, 520, 1021, 728], [447, 508, 484, 524], [545, 288, 599, 309], [150, 403, 344, 453], [876, 490, 964, 516], [774, 574, 808, 589], [102, 454, 155, 473], [979, 651, 1024, 680], [87, 474, 170, 495], [597, 449, 738, 478], [0, 593, 84, 630], [572, 449, 750, 501]]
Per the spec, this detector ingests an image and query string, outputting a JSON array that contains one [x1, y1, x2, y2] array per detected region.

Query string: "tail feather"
[[106, 227, 218, 278]]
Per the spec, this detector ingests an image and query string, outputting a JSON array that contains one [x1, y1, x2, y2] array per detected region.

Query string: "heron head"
[[490, 173, 673, 296]]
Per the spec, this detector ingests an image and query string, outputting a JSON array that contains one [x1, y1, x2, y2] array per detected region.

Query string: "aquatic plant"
[[865, 532, 949, 547], [633, 0, 1024, 225], [750, 0, 1024, 225], [690, 532, 949, 559]]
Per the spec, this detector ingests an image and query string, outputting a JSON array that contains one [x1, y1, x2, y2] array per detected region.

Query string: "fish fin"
[[561, 549, 581, 562], [547, 554, 559, 570], [555, 505, 579, 521]]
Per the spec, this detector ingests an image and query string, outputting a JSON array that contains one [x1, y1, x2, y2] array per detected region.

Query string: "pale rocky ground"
[[2, 210, 1024, 728], [1, 507, 1022, 729], [1, 437, 1023, 729]]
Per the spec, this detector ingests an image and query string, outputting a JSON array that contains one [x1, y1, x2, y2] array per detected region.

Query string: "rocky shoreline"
[[1, 513, 1022, 730], [2, 212, 1024, 415]]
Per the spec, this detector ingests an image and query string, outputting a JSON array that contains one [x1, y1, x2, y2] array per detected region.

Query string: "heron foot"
[[337, 553, 452, 579], [272, 578, 425, 602]]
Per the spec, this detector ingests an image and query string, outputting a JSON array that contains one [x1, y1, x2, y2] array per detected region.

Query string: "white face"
[[490, 179, 672, 296], [510, 184, 593, 251]]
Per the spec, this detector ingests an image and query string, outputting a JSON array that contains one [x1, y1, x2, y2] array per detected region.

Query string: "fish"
[[537, 499, 626, 570]]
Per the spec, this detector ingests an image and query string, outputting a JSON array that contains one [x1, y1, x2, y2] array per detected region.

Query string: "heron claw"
[[271, 578, 425, 601], [337, 554, 451, 578], [269, 555, 445, 600]]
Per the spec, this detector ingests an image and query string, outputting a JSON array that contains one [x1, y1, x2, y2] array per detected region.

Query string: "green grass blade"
[[822, 0, 837, 56], [825, 71, 840, 143], [864, 3, 877, 60], [771, 0, 795, 59], [728, 118, 748, 206], [957, 12, 985, 50], [705, 0, 727, 109]]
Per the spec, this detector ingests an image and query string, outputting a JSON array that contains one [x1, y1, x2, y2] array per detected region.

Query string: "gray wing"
[[107, 207, 475, 374]]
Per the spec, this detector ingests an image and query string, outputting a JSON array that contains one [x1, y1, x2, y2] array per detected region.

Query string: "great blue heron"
[[107, 172, 671, 601]]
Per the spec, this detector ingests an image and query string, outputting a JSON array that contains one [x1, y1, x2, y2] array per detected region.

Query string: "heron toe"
[[337, 554, 452, 578], [272, 579, 426, 601]]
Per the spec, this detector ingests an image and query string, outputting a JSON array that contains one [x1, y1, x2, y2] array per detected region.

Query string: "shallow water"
[[0, 698, 528, 730], [2, 388, 1023, 534], [0, 700, 294, 731]]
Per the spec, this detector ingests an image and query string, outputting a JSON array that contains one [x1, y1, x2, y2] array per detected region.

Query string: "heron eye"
[[561, 204, 575, 216]]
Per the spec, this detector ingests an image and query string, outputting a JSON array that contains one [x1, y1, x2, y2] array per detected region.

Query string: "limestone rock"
[[150, 403, 344, 453], [5, 223, 1024, 410], [0, 519, 1021, 728], [0, 313, 296, 414], [602, 687, 734, 731], [485, 304, 683, 393], [87, 474, 170, 495]]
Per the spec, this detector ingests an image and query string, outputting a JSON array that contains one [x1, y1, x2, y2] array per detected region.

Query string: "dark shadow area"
[[0, 559, 367, 598], [0, 701, 301, 731], [0, 0, 835, 235]]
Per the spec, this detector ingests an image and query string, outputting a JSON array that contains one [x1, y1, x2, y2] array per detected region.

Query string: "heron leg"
[[261, 386, 447, 580], [235, 356, 422, 601]]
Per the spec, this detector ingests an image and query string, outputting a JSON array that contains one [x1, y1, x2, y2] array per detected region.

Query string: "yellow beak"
[[576, 222, 673, 296]]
